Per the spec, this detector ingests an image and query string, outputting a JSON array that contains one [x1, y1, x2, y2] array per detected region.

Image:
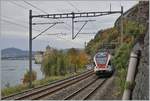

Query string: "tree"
[[58, 54, 66, 75], [67, 48, 78, 73], [41, 47, 89, 77], [78, 51, 89, 68], [41, 54, 53, 77], [41, 49, 68, 77]]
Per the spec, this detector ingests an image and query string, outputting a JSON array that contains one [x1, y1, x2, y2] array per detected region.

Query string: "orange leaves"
[[23, 70, 37, 84], [68, 48, 89, 69], [68, 48, 78, 64], [78, 51, 89, 66], [85, 27, 120, 56], [123, 35, 133, 44]]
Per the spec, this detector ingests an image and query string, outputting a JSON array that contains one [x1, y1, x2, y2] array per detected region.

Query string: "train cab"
[[93, 49, 114, 77]]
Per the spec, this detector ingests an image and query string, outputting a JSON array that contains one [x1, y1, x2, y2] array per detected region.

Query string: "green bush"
[[1, 84, 28, 97], [124, 81, 136, 90], [23, 70, 37, 84], [112, 42, 132, 94], [112, 43, 132, 68], [124, 19, 145, 38]]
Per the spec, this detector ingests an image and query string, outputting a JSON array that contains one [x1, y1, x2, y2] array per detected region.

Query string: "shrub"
[[112, 42, 132, 94], [22, 70, 37, 84], [124, 19, 145, 38], [124, 81, 136, 90]]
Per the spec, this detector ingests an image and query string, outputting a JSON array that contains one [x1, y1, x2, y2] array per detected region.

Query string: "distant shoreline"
[[1, 58, 35, 60]]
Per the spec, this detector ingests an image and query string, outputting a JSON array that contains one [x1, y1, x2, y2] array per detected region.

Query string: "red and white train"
[[93, 49, 114, 77]]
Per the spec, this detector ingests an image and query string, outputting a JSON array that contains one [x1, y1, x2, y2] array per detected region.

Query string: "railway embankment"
[[113, 1, 149, 99], [121, 1, 149, 100], [124, 1, 149, 100], [85, 1, 149, 100]]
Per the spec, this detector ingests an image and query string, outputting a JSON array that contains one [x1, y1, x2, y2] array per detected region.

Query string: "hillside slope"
[[85, 1, 148, 56], [85, 1, 149, 100], [1, 48, 35, 59], [1, 48, 28, 58], [131, 1, 149, 100]]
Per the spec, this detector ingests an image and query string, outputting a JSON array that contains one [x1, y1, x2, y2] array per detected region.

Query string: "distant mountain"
[[1, 47, 35, 59], [61, 48, 84, 53]]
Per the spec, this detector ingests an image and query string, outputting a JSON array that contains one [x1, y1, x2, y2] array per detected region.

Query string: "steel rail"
[[1, 70, 93, 100], [30, 72, 94, 100], [63, 77, 100, 100], [82, 79, 107, 100]]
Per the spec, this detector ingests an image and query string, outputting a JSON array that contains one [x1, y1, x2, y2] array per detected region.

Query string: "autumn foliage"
[[41, 48, 89, 77], [23, 70, 37, 84]]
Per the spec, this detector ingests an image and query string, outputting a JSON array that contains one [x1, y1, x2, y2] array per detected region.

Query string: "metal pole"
[[84, 41, 86, 48], [110, 3, 111, 12], [72, 12, 74, 39], [121, 6, 123, 45], [29, 10, 32, 88]]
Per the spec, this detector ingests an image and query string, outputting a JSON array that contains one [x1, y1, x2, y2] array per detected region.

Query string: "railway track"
[[2, 70, 93, 100], [83, 79, 106, 100], [63, 77, 107, 100]]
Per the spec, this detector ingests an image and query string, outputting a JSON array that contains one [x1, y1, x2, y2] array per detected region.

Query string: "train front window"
[[95, 52, 108, 64], [96, 57, 107, 64]]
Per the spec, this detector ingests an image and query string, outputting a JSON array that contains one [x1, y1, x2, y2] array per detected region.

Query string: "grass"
[[124, 81, 136, 90], [1, 68, 86, 97], [112, 19, 146, 96], [112, 42, 132, 96]]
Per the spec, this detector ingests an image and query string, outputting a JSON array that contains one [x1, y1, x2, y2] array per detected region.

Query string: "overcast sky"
[[0, 0, 138, 51]]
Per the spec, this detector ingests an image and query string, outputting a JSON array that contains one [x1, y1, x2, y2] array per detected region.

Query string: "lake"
[[1, 60, 44, 89]]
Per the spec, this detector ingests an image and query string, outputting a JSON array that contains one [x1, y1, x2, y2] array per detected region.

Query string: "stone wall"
[[115, 1, 149, 100], [132, 29, 149, 100], [131, 1, 149, 100]]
